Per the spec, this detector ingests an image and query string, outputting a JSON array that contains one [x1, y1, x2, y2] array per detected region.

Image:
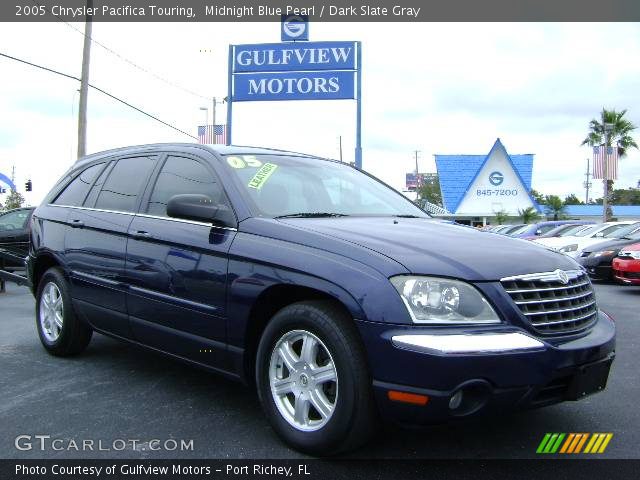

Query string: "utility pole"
[[602, 123, 614, 223], [212, 98, 217, 127], [583, 157, 592, 203], [77, 0, 93, 159], [10, 166, 15, 184], [338, 136, 343, 162]]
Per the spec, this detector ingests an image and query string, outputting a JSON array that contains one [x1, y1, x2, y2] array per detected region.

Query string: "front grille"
[[500, 270, 597, 334]]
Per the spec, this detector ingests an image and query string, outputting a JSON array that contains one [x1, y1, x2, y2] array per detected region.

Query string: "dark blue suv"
[[28, 144, 615, 455]]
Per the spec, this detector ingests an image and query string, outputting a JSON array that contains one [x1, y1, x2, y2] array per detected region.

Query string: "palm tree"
[[493, 210, 509, 225], [544, 195, 566, 221], [518, 206, 539, 224], [581, 108, 638, 219]]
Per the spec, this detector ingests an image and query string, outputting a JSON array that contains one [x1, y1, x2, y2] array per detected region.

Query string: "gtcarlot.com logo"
[[536, 432, 613, 454]]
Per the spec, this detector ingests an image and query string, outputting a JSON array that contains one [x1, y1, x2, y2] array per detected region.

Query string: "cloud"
[[0, 21, 639, 207]]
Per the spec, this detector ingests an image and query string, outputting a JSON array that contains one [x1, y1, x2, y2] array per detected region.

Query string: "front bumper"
[[357, 311, 616, 425], [612, 258, 640, 285]]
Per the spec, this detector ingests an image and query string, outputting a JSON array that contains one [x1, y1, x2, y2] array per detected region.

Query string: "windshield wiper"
[[275, 212, 349, 219], [392, 214, 421, 218]]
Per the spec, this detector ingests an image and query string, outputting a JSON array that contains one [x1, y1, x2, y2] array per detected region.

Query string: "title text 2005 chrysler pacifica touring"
[[28, 144, 615, 455]]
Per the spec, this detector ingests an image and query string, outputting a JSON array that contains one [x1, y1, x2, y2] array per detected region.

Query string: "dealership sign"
[[231, 42, 357, 101], [226, 22, 362, 166]]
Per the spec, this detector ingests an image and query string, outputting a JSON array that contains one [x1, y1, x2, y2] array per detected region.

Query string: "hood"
[[253, 217, 578, 281]]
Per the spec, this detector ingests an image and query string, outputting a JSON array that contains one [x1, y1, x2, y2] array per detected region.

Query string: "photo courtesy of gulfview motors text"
[[0, 1, 639, 479]]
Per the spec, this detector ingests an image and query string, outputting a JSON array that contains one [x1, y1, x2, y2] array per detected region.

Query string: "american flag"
[[197, 124, 227, 144], [593, 145, 618, 180]]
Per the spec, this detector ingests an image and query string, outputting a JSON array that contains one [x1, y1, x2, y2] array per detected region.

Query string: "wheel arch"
[[31, 251, 65, 294], [241, 282, 363, 387]]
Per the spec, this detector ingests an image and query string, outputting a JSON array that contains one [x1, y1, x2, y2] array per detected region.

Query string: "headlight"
[[620, 250, 640, 260], [559, 244, 578, 253], [591, 250, 617, 258], [390, 276, 501, 324]]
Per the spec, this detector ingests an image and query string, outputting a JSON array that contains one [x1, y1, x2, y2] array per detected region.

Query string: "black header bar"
[[5, 0, 640, 22]]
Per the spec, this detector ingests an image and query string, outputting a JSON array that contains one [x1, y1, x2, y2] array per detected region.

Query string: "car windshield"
[[606, 223, 640, 238], [508, 225, 529, 235], [0, 209, 30, 231], [560, 225, 590, 236], [221, 154, 429, 218], [575, 224, 603, 237]]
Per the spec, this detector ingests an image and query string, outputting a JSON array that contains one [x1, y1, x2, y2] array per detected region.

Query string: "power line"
[[31, 0, 210, 100], [0, 51, 197, 141]]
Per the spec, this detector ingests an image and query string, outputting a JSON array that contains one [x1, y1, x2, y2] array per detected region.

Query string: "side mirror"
[[535, 229, 542, 235], [167, 194, 236, 228]]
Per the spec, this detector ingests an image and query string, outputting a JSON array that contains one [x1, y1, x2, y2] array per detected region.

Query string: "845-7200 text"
[[477, 189, 518, 196]]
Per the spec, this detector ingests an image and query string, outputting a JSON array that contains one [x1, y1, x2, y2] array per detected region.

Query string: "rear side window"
[[93, 156, 156, 213], [145, 156, 223, 217], [53, 163, 104, 206]]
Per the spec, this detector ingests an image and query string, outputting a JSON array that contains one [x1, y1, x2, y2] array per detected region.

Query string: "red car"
[[612, 243, 640, 285]]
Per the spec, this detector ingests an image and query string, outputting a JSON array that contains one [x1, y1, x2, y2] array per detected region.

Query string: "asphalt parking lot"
[[1, 282, 638, 459]]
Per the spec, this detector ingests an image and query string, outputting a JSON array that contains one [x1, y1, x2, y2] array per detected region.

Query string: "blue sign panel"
[[281, 14, 309, 41], [233, 70, 355, 102], [233, 42, 356, 73]]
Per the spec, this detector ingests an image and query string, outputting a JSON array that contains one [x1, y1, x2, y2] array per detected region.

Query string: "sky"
[[0, 21, 639, 206]]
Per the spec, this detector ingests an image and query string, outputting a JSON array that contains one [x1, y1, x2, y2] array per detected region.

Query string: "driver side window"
[[145, 156, 224, 217]]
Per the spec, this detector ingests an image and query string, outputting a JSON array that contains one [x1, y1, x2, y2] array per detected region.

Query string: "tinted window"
[[94, 156, 156, 213], [84, 162, 113, 207], [146, 156, 222, 216], [53, 163, 104, 206], [0, 209, 31, 231]]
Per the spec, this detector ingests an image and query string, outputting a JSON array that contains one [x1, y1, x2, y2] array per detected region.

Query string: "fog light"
[[449, 390, 463, 410]]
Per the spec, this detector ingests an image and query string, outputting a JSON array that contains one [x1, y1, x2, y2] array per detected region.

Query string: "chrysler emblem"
[[555, 269, 569, 285]]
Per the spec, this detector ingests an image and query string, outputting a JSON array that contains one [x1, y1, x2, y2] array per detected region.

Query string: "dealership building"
[[423, 138, 640, 225]]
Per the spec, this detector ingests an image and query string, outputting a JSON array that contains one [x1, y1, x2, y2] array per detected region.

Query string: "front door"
[[125, 154, 235, 369]]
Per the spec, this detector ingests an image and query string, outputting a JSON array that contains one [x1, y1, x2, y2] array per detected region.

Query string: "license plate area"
[[566, 354, 614, 400]]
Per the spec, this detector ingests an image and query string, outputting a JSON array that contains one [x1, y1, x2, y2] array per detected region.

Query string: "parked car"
[[535, 222, 595, 240], [534, 221, 638, 257], [514, 220, 595, 240], [28, 144, 615, 455], [0, 207, 35, 270], [612, 243, 640, 285], [577, 226, 640, 280], [494, 224, 525, 235]]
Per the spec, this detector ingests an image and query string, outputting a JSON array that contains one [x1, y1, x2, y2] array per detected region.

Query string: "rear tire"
[[35, 267, 92, 356], [255, 300, 378, 455]]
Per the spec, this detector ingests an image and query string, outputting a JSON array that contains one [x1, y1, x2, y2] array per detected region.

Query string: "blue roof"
[[435, 139, 535, 213], [564, 205, 640, 217]]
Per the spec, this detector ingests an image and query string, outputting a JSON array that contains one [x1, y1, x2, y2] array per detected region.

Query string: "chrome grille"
[[500, 270, 597, 334]]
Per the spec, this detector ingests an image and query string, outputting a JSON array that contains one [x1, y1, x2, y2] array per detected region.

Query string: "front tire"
[[35, 267, 92, 356], [256, 301, 377, 455]]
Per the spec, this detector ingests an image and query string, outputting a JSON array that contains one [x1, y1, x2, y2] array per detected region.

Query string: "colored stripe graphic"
[[585, 433, 614, 454], [536, 433, 565, 453], [539, 433, 613, 454]]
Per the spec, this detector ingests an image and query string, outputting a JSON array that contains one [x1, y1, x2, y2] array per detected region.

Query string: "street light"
[[602, 122, 614, 223]]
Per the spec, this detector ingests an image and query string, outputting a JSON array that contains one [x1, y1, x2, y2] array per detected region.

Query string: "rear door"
[[63, 154, 158, 337], [125, 153, 236, 369]]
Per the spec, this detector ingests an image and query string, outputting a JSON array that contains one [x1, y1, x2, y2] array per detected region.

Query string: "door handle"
[[131, 230, 154, 239], [70, 219, 84, 228]]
